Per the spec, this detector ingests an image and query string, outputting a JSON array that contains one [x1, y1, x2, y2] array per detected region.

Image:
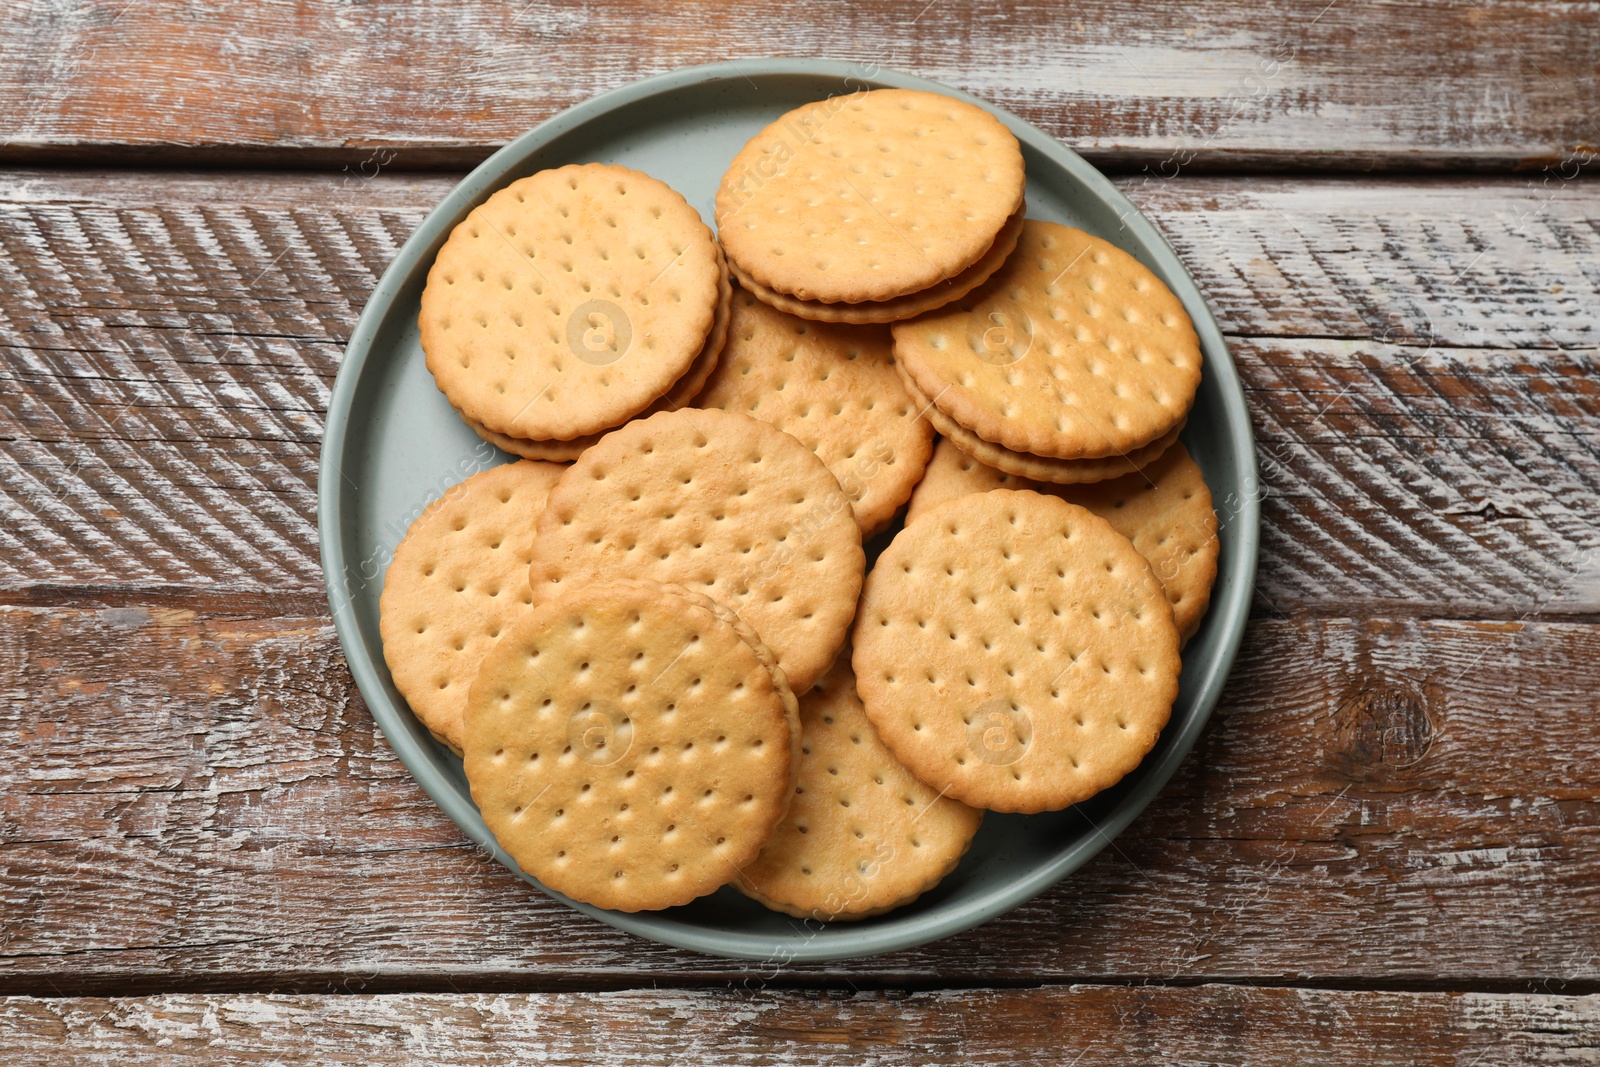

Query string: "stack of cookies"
[[386, 88, 1221, 924], [716, 90, 1026, 325], [421, 163, 731, 462], [891, 219, 1202, 483]]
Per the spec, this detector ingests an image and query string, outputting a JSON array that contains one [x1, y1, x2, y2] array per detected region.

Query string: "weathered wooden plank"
[[3, 606, 1597, 991], [1130, 177, 1600, 353], [3, 987, 1599, 1065], [2, 171, 1596, 615], [1, 1, 1596, 170]]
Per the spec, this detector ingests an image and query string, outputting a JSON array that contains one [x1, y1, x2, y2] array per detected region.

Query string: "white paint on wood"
[[0, 1, 1593, 164], [0, 173, 1595, 613], [2, 988, 1598, 1064], [2, 608, 1598, 984]]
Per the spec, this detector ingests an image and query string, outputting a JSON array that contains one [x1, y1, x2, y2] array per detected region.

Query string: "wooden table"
[[2, 3, 1597, 1063]]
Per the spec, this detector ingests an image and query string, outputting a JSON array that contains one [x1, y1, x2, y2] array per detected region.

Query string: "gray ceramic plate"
[[319, 58, 1258, 962]]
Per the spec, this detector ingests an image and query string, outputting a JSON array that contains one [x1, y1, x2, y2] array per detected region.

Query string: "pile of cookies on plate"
[[380, 89, 1219, 920]]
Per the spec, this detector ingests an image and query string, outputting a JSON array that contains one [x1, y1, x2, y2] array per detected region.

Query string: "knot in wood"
[[1334, 678, 1439, 776]]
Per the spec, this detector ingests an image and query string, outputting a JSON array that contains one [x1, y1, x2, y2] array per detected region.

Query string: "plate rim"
[[318, 57, 1260, 963]]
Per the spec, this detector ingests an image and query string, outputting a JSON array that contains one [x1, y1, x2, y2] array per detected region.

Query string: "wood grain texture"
[[3, 987, 1599, 1065], [2, 171, 1596, 616], [1, 2, 1596, 170], [3, 605, 1597, 992]]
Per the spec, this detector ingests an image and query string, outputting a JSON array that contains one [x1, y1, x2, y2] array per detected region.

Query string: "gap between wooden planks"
[[2, 606, 1596, 992], [0, 171, 1595, 617], [0, 1, 1596, 171]]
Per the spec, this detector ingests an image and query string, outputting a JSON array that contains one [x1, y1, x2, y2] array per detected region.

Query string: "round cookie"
[[694, 287, 934, 535], [904, 440, 1219, 644], [463, 579, 799, 912], [852, 489, 1180, 813], [729, 207, 1025, 324], [421, 163, 720, 442], [738, 651, 983, 921], [904, 436, 1035, 525], [458, 258, 732, 462], [378, 459, 566, 754], [528, 408, 865, 694], [899, 366, 1183, 484], [716, 89, 1026, 304], [893, 219, 1201, 460]]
